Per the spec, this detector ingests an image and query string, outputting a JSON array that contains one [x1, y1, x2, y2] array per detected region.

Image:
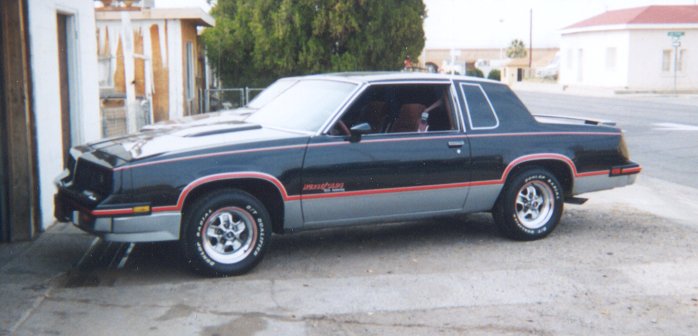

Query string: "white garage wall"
[[27, 0, 100, 230], [560, 30, 630, 88], [627, 29, 698, 90]]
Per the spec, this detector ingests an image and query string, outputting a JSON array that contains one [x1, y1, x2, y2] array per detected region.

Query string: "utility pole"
[[529, 9, 533, 69]]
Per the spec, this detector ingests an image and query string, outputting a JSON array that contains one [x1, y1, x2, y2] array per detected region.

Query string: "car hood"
[[79, 118, 308, 168]]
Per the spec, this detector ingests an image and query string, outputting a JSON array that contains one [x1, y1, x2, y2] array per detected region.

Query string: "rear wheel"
[[493, 168, 563, 241], [182, 190, 271, 276]]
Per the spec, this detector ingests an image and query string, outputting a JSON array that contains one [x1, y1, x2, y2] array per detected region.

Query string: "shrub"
[[466, 68, 484, 78], [487, 69, 501, 81]]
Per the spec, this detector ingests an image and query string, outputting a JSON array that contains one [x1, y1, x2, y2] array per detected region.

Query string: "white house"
[[560, 5, 698, 91]]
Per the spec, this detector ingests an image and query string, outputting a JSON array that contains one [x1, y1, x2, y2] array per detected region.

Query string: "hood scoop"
[[176, 123, 262, 137]]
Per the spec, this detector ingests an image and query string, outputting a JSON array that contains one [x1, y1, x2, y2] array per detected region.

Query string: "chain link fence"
[[205, 87, 265, 113]]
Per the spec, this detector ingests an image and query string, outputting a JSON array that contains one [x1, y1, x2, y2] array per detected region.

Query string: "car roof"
[[303, 71, 503, 85]]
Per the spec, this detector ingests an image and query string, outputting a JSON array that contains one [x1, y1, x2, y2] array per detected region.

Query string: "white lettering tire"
[[182, 189, 271, 276], [493, 168, 563, 241]]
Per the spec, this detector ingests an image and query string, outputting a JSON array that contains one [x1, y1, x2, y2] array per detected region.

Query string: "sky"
[[156, 0, 698, 48]]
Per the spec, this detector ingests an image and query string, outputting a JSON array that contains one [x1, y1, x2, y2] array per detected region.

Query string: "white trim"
[[458, 83, 500, 130], [563, 23, 698, 35], [56, 8, 84, 145], [167, 19, 183, 119]]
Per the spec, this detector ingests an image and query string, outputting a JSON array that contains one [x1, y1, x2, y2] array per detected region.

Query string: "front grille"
[[73, 159, 113, 196]]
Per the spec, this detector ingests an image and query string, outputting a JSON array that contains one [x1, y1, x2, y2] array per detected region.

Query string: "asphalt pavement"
[[2, 86, 698, 335]]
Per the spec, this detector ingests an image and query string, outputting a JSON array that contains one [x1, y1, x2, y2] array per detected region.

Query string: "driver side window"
[[330, 84, 457, 136]]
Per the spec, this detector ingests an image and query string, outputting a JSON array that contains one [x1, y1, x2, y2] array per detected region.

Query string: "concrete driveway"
[[3, 91, 698, 335]]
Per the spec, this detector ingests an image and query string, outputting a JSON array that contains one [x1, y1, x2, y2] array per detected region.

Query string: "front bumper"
[[54, 192, 181, 243]]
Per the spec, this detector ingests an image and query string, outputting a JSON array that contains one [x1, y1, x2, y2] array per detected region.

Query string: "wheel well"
[[182, 179, 286, 234], [506, 160, 574, 196]]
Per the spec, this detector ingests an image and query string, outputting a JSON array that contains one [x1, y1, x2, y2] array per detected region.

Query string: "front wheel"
[[493, 168, 563, 241], [181, 190, 271, 276]]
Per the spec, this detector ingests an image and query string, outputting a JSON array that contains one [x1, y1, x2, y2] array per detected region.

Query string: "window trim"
[[459, 82, 500, 130]]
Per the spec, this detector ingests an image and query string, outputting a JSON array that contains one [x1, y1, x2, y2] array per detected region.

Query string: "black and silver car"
[[55, 72, 641, 276]]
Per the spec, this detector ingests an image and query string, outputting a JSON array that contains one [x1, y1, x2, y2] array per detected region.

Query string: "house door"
[[57, 14, 73, 162]]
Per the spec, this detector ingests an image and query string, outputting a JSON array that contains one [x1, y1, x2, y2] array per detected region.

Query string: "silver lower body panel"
[[75, 211, 181, 242]]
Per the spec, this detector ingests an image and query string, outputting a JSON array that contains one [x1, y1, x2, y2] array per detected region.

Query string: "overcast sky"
[[156, 0, 698, 48]]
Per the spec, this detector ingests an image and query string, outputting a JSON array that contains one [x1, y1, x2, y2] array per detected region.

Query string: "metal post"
[[673, 41, 679, 95], [667, 32, 684, 95], [205, 89, 210, 112], [529, 9, 533, 70]]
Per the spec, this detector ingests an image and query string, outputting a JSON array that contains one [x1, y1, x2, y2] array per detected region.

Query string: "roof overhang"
[[562, 23, 698, 35], [96, 8, 214, 27]]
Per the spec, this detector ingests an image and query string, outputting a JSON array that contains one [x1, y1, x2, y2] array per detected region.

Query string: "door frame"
[[56, 10, 83, 152]]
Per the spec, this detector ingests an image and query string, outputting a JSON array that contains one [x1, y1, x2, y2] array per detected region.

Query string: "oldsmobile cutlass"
[[55, 73, 640, 276]]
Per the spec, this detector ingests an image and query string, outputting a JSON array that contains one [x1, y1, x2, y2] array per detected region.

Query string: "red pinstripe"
[[92, 153, 626, 216]]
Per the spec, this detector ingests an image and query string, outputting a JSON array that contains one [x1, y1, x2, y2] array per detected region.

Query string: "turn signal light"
[[132, 205, 151, 214]]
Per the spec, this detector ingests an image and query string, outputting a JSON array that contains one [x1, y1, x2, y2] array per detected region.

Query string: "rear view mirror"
[[348, 123, 372, 142]]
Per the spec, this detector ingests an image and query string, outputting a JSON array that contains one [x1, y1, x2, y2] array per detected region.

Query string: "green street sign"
[[667, 31, 685, 38]]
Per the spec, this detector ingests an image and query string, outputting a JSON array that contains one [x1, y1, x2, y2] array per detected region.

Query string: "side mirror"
[[348, 123, 372, 143]]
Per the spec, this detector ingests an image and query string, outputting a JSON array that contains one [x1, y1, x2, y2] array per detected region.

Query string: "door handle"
[[448, 140, 465, 148]]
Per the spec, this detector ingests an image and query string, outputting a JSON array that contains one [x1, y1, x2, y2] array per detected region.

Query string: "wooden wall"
[[0, 0, 40, 241]]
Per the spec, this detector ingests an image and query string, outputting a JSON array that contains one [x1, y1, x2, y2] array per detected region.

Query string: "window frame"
[[458, 82, 500, 131], [322, 80, 463, 137]]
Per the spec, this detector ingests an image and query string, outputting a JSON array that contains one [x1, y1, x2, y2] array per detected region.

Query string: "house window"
[[663, 49, 687, 72], [605, 48, 616, 71], [662, 49, 672, 72], [185, 42, 195, 100]]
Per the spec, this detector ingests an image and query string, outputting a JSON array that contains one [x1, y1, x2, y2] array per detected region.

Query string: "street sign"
[[667, 31, 685, 38]]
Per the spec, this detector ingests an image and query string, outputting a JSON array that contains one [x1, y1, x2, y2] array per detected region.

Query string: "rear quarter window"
[[459, 83, 499, 130]]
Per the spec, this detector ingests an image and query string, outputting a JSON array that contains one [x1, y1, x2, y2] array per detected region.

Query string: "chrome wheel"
[[515, 180, 555, 230], [202, 207, 258, 264]]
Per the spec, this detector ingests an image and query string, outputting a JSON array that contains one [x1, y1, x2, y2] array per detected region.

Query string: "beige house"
[[95, 0, 214, 136]]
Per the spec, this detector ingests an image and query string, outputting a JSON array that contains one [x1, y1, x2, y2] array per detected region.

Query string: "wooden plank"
[[150, 24, 169, 122], [0, 0, 40, 241], [134, 29, 145, 97]]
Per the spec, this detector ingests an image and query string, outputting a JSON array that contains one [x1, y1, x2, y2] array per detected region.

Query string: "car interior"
[[330, 84, 457, 136]]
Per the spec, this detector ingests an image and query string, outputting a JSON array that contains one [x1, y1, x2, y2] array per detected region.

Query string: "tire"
[[181, 189, 271, 276], [493, 168, 563, 241]]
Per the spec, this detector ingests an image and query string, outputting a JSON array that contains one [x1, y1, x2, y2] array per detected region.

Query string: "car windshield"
[[246, 78, 296, 109], [246, 79, 358, 132]]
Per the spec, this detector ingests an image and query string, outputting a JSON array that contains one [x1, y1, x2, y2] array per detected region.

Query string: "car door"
[[300, 82, 471, 227]]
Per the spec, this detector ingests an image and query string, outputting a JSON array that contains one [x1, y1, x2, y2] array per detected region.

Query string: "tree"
[[506, 39, 527, 59], [203, 0, 426, 87]]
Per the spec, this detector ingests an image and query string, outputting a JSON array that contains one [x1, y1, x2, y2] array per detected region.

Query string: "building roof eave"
[[562, 23, 698, 35], [95, 7, 215, 27]]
